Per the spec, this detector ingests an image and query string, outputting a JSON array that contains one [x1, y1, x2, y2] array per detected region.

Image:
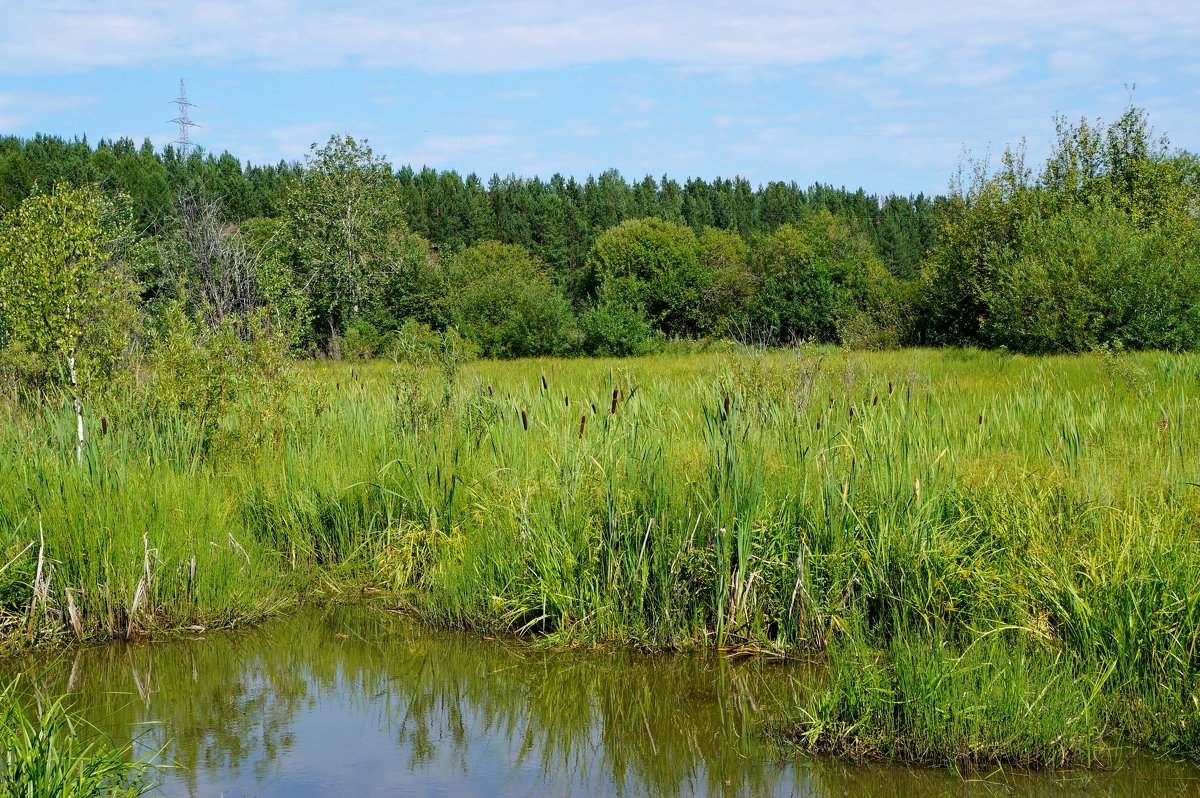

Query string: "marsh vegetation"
[[3, 345, 1198, 770]]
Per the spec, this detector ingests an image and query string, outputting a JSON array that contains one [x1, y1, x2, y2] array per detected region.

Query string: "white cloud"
[[3, 1, 1197, 82]]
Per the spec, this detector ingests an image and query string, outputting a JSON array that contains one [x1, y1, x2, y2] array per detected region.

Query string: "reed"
[[2, 345, 1199, 764]]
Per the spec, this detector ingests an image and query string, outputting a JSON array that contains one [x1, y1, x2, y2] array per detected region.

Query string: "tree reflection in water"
[[6, 605, 1199, 798]]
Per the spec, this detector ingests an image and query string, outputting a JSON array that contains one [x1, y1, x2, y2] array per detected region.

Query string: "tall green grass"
[[2, 345, 1198, 765], [0, 678, 154, 797]]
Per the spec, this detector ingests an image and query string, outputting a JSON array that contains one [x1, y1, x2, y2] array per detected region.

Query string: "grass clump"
[[793, 633, 1107, 768], [0, 679, 154, 797]]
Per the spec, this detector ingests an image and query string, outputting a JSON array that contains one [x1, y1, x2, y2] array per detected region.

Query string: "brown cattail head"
[[849, 405, 855, 419], [591, 402, 597, 414], [487, 384, 493, 396], [611, 389, 619, 415], [578, 414, 587, 438], [100, 416, 108, 435], [872, 394, 878, 406], [723, 394, 730, 419], [541, 374, 548, 391], [888, 381, 893, 394], [816, 419, 821, 431], [521, 409, 528, 431], [979, 413, 984, 425], [564, 395, 570, 407]]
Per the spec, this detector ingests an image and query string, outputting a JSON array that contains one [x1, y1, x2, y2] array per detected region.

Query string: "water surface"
[[7, 605, 1198, 797]]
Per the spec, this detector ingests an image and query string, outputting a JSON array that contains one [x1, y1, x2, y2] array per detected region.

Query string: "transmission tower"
[[170, 79, 199, 159]]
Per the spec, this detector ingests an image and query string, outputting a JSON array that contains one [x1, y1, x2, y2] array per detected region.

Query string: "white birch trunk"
[[65, 302, 84, 464], [69, 347, 84, 465]]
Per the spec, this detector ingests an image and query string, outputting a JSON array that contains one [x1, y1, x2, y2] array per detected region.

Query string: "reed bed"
[[2, 345, 1198, 765]]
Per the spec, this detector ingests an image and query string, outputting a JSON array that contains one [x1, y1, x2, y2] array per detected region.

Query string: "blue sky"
[[1, 1, 1198, 195]]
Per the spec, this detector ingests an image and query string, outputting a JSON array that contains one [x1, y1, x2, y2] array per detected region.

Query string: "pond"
[[6, 605, 1198, 797]]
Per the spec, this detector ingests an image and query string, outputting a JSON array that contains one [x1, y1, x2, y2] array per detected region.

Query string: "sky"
[[1, 0, 1198, 196]]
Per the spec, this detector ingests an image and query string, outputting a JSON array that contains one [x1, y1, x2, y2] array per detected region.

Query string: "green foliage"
[[750, 211, 874, 342], [448, 241, 575, 358], [986, 204, 1200, 352], [237, 216, 313, 351], [0, 532, 33, 614], [0, 680, 154, 797], [918, 149, 1030, 345], [377, 233, 448, 332], [388, 320, 475, 425], [577, 284, 658, 357], [282, 135, 406, 347], [922, 106, 1200, 351], [137, 303, 301, 454], [841, 259, 916, 350], [796, 634, 1105, 768], [0, 185, 141, 393], [696, 227, 756, 337], [587, 218, 704, 337]]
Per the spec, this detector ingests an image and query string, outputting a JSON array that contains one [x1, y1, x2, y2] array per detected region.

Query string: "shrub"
[[750, 211, 875, 343], [448, 241, 575, 358], [985, 204, 1200, 353], [587, 218, 705, 337], [577, 286, 658, 357], [136, 303, 302, 454]]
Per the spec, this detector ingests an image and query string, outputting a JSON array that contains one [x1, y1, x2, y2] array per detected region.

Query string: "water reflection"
[[6, 605, 1200, 797]]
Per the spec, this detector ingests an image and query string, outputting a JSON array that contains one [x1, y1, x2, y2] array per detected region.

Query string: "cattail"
[[578, 414, 587, 438], [872, 395, 878, 406], [487, 384, 493, 396], [619, 388, 625, 402], [816, 419, 821, 431], [888, 381, 893, 394], [610, 388, 619, 415], [564, 395, 570, 407], [541, 374, 548, 391], [849, 405, 855, 419], [591, 402, 598, 414], [521, 409, 528, 431], [978, 413, 984, 425], [723, 394, 730, 419], [100, 416, 108, 435]]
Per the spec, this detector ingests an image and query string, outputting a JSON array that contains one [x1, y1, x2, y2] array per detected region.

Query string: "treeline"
[[0, 133, 939, 280], [2, 106, 1199, 392], [394, 168, 939, 281], [0, 133, 296, 228]]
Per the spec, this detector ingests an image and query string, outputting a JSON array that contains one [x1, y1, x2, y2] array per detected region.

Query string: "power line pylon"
[[170, 79, 199, 159]]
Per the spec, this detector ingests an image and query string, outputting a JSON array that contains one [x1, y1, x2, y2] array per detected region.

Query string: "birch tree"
[[0, 185, 139, 461], [283, 135, 405, 348]]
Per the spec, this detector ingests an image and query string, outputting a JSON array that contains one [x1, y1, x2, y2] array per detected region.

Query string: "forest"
[[4, 105, 1197, 392]]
